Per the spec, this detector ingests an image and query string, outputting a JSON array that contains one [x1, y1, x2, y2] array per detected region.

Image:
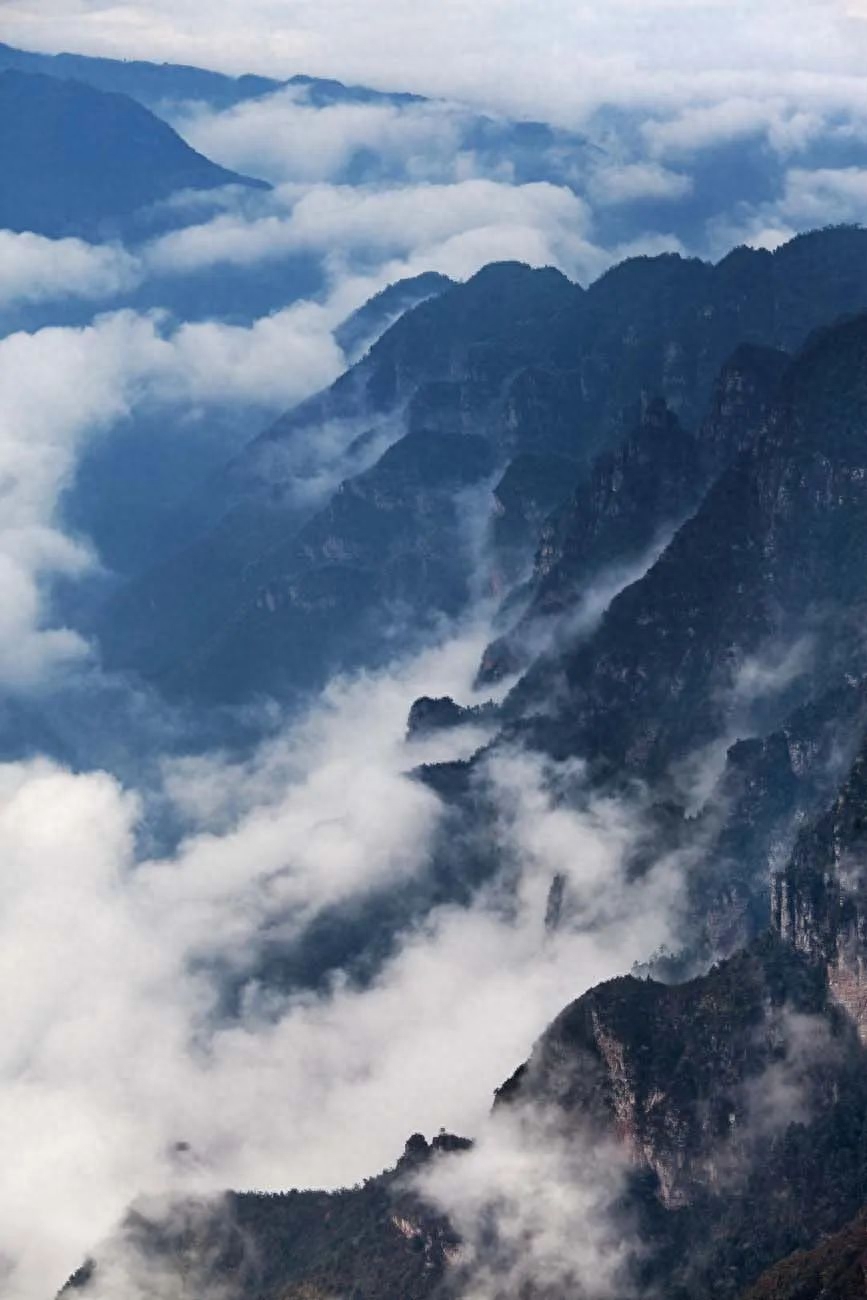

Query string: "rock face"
[[506, 314, 867, 782], [774, 737, 867, 1044], [685, 677, 867, 961], [497, 934, 867, 1298], [405, 695, 496, 738], [478, 343, 787, 684]]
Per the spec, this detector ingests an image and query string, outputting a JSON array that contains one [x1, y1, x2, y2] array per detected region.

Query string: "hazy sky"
[[3, 0, 867, 122]]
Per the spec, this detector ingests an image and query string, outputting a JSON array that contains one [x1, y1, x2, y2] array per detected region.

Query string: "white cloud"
[[417, 1107, 633, 1299], [777, 164, 867, 225], [0, 616, 684, 1300], [173, 92, 469, 186], [2, 0, 866, 126], [0, 231, 140, 308], [148, 300, 345, 406], [587, 160, 693, 206], [642, 96, 830, 159], [0, 306, 344, 688], [146, 179, 595, 278]]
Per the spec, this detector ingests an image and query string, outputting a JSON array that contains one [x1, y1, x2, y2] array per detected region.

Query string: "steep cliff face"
[[497, 934, 867, 1298], [160, 430, 497, 702], [679, 676, 867, 962], [774, 737, 867, 1044], [477, 398, 700, 684], [478, 342, 787, 685], [487, 451, 581, 590], [506, 314, 867, 782]]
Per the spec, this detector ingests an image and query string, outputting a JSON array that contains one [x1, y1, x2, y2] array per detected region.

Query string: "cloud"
[[2, 0, 866, 127], [0, 608, 684, 1300], [0, 305, 344, 688], [145, 179, 596, 281], [147, 301, 345, 405], [730, 635, 815, 710], [172, 92, 470, 186], [703, 161, 867, 260], [587, 160, 693, 206], [774, 164, 867, 225], [0, 231, 140, 309], [416, 1106, 634, 1299], [642, 97, 828, 159]]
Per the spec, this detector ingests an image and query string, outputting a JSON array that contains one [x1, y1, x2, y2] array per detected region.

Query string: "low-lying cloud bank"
[[144, 177, 602, 281], [0, 231, 140, 308], [0, 617, 684, 1300]]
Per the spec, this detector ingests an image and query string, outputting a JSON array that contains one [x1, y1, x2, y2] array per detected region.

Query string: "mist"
[[0, 586, 688, 1299]]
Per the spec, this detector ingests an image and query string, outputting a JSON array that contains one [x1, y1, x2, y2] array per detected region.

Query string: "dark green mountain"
[[741, 1209, 867, 1299]]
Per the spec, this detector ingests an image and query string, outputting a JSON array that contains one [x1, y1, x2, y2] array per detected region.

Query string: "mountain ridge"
[[0, 68, 267, 238]]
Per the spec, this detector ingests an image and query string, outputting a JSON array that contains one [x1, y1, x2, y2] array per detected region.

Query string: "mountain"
[[478, 342, 788, 684], [0, 42, 427, 114], [92, 261, 578, 700], [10, 42, 867, 263], [498, 933, 867, 1299], [0, 41, 281, 110], [334, 271, 454, 364], [65, 935, 867, 1300], [0, 69, 266, 238], [742, 1210, 867, 1299], [90, 226, 867, 707], [0, 42, 598, 198], [504, 311, 867, 778], [63, 1135, 470, 1300], [10, 44, 867, 257], [65, 267, 867, 1300]]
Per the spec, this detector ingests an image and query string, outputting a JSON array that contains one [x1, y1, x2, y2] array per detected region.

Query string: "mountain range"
[[89, 225, 867, 709], [8, 38, 867, 1300], [55, 226, 867, 1299], [0, 68, 266, 238]]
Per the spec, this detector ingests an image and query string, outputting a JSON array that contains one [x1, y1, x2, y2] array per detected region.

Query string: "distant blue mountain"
[[0, 69, 268, 238], [0, 41, 599, 199], [5, 40, 867, 259], [0, 42, 427, 111], [0, 41, 282, 109]]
